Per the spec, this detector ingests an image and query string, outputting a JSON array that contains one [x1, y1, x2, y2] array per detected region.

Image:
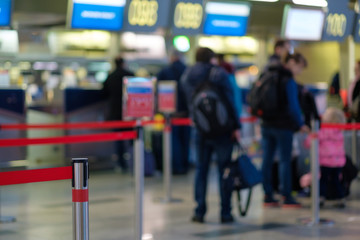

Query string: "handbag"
[[223, 143, 262, 216]]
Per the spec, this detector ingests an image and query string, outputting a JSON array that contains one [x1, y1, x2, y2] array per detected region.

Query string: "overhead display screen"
[[203, 1, 250, 36], [70, 0, 126, 31], [0, 0, 12, 27], [281, 6, 325, 41]]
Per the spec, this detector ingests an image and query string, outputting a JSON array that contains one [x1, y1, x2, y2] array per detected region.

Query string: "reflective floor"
[[1, 167, 360, 240]]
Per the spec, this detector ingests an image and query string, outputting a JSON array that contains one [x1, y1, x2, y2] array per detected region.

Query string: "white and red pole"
[[72, 158, 89, 240]]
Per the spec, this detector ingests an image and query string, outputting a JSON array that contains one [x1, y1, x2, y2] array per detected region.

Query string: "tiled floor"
[[1, 167, 360, 240]]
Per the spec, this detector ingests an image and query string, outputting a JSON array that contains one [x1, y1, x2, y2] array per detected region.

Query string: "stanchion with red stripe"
[[158, 115, 182, 203], [72, 158, 89, 240]]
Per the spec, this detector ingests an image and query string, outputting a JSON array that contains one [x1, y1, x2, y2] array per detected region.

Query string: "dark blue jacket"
[[262, 66, 304, 131], [181, 62, 241, 129], [157, 60, 187, 113], [102, 67, 134, 121]]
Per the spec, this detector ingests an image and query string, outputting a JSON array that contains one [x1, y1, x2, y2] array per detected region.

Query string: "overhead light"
[[292, 0, 328, 7]]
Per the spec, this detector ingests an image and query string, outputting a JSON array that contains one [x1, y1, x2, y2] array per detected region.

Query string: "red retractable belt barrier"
[[0, 166, 72, 186], [0, 120, 137, 130], [240, 116, 258, 123], [321, 123, 360, 130], [0, 116, 258, 131], [171, 118, 192, 126], [0, 131, 137, 147]]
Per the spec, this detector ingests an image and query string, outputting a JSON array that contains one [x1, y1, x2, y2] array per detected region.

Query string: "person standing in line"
[[156, 49, 190, 174], [261, 53, 310, 208], [181, 47, 241, 224], [348, 60, 360, 121], [216, 53, 235, 74], [103, 56, 134, 172], [264, 39, 291, 71]]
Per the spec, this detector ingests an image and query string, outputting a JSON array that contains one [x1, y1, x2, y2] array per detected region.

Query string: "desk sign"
[[158, 81, 177, 113], [354, 1, 360, 42], [172, 0, 204, 35], [322, 0, 356, 42], [123, 76, 156, 119], [122, 0, 172, 32]]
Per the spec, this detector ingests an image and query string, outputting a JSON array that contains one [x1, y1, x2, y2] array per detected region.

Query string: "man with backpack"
[[181, 47, 241, 224], [248, 53, 310, 208]]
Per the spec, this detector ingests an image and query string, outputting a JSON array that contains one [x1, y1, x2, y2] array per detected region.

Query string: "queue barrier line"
[[0, 117, 258, 130], [0, 120, 138, 130], [0, 166, 72, 186], [0, 131, 137, 147], [321, 123, 360, 130]]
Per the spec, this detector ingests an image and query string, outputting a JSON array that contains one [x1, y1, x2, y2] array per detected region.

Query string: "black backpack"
[[248, 70, 284, 120], [191, 68, 237, 138]]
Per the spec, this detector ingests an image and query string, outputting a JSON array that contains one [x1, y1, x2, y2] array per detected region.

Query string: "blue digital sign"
[[203, 1, 250, 36], [70, 0, 125, 31], [0, 0, 12, 27]]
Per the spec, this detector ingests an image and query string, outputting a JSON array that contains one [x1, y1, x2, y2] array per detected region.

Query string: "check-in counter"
[[26, 88, 116, 169], [64, 88, 116, 169], [0, 88, 26, 168], [27, 104, 65, 168]]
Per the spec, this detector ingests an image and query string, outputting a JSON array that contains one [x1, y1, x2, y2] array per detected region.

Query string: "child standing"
[[318, 107, 346, 208]]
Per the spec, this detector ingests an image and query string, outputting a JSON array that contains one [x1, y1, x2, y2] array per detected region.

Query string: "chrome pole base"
[[298, 217, 334, 227]]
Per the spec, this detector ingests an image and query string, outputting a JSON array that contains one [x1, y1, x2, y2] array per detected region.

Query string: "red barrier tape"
[[0, 117, 258, 130], [0, 120, 137, 130], [72, 189, 89, 202], [0, 166, 72, 186], [0, 131, 137, 147], [171, 118, 192, 126], [321, 123, 360, 130], [240, 116, 258, 123]]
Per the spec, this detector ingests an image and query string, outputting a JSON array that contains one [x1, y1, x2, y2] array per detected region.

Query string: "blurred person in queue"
[[103, 56, 134, 172], [265, 39, 291, 70], [348, 60, 360, 121], [181, 47, 241, 224], [216, 53, 235, 74], [157, 49, 190, 174], [261, 53, 310, 208]]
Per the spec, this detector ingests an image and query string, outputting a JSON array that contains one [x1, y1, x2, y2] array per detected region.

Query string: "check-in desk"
[[27, 104, 65, 167], [64, 88, 116, 169], [0, 88, 26, 168]]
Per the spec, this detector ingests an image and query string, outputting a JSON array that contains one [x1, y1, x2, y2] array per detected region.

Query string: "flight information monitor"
[[0, 0, 12, 27], [203, 1, 250, 36], [281, 6, 325, 41], [69, 0, 126, 31]]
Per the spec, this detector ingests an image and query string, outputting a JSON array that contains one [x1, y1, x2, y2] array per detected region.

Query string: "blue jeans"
[[194, 132, 233, 217], [172, 126, 191, 174], [261, 127, 294, 198]]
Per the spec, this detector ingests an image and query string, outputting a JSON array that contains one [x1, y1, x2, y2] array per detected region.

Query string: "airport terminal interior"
[[1, 0, 360, 239]]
